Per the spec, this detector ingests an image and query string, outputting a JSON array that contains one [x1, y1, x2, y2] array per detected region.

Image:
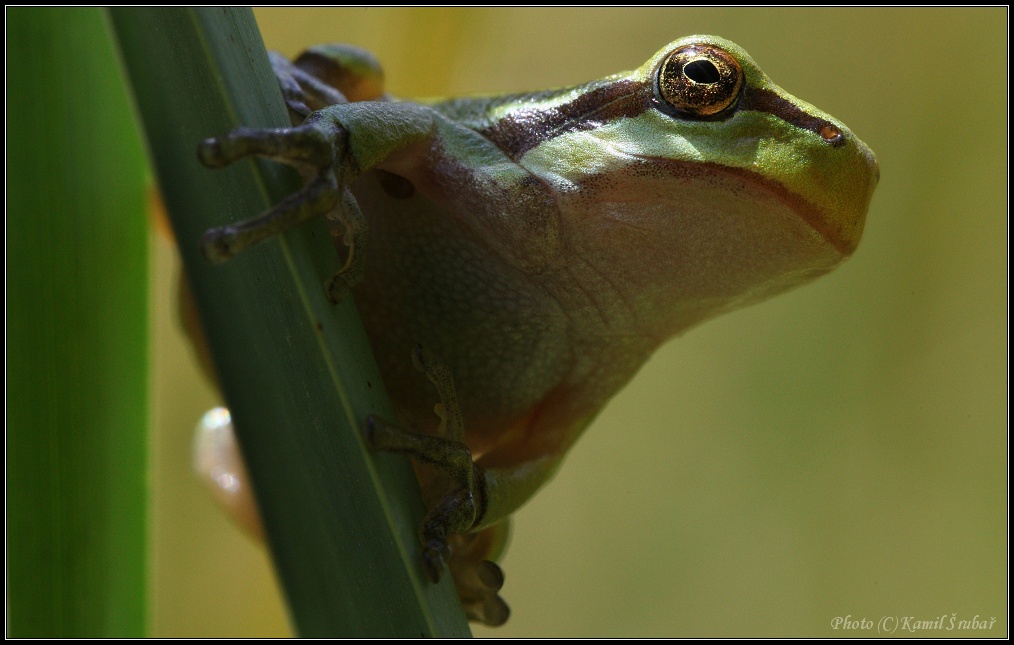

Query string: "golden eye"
[[657, 44, 744, 117]]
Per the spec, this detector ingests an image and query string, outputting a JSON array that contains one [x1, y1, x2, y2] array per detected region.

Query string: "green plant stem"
[[108, 7, 470, 637]]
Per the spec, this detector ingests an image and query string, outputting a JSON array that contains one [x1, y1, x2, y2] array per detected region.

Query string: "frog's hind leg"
[[365, 346, 511, 625], [293, 44, 387, 104], [269, 44, 387, 124]]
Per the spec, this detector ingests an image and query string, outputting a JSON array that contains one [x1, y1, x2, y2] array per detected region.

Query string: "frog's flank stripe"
[[742, 87, 843, 145], [480, 79, 651, 161]]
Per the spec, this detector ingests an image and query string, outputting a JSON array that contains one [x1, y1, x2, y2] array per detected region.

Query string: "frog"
[[194, 35, 879, 626]]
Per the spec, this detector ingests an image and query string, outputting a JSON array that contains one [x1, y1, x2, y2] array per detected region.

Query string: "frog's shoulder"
[[429, 88, 571, 130]]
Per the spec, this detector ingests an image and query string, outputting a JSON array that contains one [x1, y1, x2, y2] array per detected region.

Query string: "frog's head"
[[636, 34, 879, 256], [520, 35, 879, 336]]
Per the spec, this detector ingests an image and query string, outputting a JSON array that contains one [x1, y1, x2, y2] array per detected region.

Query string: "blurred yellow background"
[[149, 8, 1007, 637]]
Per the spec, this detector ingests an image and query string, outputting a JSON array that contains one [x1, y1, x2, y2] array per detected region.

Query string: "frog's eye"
[[657, 44, 744, 118]]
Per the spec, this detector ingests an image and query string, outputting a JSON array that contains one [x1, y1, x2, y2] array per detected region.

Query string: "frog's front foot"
[[197, 113, 367, 302]]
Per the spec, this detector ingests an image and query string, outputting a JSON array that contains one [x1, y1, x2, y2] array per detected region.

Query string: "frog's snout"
[[857, 136, 880, 187]]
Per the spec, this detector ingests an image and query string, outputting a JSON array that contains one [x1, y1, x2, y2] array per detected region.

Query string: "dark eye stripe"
[[479, 79, 650, 161], [477, 78, 843, 161], [742, 87, 845, 147]]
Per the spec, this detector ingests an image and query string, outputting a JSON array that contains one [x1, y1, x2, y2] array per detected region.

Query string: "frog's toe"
[[323, 272, 351, 303], [200, 226, 243, 265], [445, 523, 512, 625], [199, 172, 339, 263], [196, 114, 374, 299], [283, 98, 312, 123], [267, 51, 314, 124], [422, 540, 451, 583], [476, 560, 505, 591], [453, 560, 510, 626], [324, 187, 368, 300], [468, 594, 510, 628], [197, 121, 340, 170]]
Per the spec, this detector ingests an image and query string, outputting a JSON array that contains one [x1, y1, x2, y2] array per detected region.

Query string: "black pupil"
[[684, 59, 720, 84]]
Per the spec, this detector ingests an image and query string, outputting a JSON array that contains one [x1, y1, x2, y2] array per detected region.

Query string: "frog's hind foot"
[[453, 555, 510, 626], [449, 529, 511, 626], [364, 414, 479, 581], [363, 347, 514, 625]]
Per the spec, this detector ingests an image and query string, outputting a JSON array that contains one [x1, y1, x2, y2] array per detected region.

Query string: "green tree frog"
[[195, 35, 878, 625]]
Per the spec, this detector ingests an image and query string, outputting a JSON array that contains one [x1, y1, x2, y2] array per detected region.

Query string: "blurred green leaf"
[[7, 7, 149, 637]]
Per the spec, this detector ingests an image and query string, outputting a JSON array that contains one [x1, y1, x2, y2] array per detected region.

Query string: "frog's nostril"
[[819, 123, 842, 144]]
